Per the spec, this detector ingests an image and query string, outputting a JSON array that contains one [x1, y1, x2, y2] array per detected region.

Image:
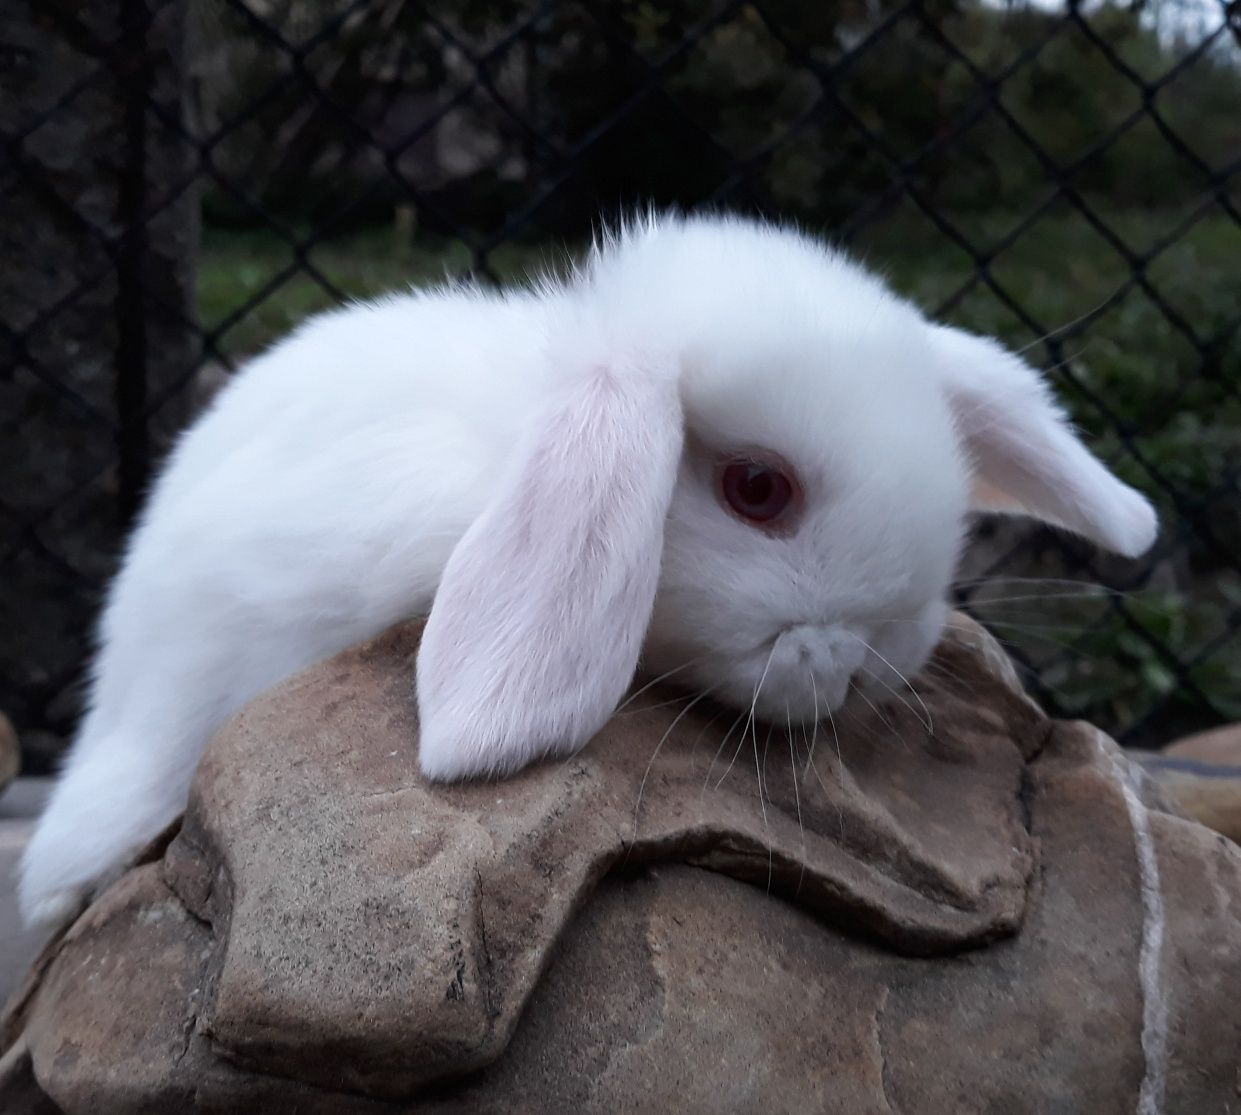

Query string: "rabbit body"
[[19, 291, 559, 924], [19, 213, 1157, 925]]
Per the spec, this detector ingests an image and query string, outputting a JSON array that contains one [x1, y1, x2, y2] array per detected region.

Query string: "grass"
[[197, 225, 556, 362], [197, 207, 1241, 743]]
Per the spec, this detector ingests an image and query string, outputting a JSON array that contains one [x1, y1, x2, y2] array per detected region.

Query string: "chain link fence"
[[3, 0, 1239, 770]]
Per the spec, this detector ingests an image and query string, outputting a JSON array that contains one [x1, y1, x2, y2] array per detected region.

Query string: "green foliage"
[[197, 226, 540, 358], [969, 572, 1241, 734], [195, 2, 1241, 230]]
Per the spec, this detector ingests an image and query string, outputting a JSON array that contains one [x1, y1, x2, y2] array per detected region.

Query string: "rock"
[[0, 779, 54, 1010], [0, 714, 18, 795], [4, 617, 1241, 1113], [1135, 756, 1241, 844], [1165, 722, 1241, 765], [1132, 723, 1241, 844], [1130, 722, 1241, 843]]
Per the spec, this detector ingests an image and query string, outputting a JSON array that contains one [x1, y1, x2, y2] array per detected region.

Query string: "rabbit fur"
[[17, 211, 1157, 926]]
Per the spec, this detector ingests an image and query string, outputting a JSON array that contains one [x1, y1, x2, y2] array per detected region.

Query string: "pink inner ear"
[[970, 476, 1026, 514], [933, 325, 1157, 557], [416, 353, 683, 782]]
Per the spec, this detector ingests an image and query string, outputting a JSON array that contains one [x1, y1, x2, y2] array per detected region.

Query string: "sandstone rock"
[[3, 618, 1240, 1113], [0, 714, 18, 795], [1165, 722, 1241, 765], [1133, 722, 1241, 844]]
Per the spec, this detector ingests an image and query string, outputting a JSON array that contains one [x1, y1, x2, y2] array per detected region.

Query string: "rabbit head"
[[416, 213, 1156, 779]]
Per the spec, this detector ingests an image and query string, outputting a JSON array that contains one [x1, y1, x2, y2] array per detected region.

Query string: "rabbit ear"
[[416, 353, 683, 781], [930, 324, 1157, 557]]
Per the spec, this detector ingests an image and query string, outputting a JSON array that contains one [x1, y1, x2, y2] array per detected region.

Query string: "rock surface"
[[1134, 722, 1241, 843], [0, 780, 53, 1009], [0, 714, 17, 794], [3, 617, 1240, 1113], [1165, 721, 1241, 765]]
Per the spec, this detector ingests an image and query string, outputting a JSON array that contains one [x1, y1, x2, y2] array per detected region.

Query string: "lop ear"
[[416, 353, 683, 781], [929, 324, 1157, 557]]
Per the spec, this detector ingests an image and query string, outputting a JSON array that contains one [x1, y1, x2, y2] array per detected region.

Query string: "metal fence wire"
[[3, 0, 1240, 770]]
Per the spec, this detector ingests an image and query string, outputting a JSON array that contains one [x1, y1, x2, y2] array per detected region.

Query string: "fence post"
[[0, 1, 198, 768], [116, 0, 154, 525]]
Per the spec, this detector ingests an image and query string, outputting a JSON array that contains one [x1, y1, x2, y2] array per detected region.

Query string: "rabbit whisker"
[[952, 622, 1098, 661], [786, 703, 807, 897], [954, 590, 1127, 606], [619, 691, 705, 716], [1011, 288, 1124, 356], [806, 671, 848, 844], [848, 678, 899, 738], [869, 612, 1100, 633], [951, 575, 1126, 590], [687, 700, 728, 767], [631, 689, 711, 849], [968, 617, 1107, 635], [844, 632, 933, 734], [919, 659, 986, 700], [757, 720, 774, 894], [807, 671, 820, 765], [715, 641, 777, 790], [856, 669, 916, 752], [700, 710, 748, 818], [616, 655, 708, 713]]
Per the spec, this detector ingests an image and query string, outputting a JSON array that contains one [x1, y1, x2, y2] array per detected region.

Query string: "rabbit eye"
[[719, 459, 797, 525]]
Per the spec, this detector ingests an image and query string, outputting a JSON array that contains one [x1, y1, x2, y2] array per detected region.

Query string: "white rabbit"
[[18, 212, 1157, 926]]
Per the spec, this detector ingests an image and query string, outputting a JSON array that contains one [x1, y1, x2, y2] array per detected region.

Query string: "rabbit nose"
[[781, 624, 867, 674], [759, 625, 869, 721], [775, 626, 869, 711]]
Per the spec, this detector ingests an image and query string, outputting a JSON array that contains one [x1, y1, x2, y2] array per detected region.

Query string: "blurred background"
[[2, 0, 1239, 773]]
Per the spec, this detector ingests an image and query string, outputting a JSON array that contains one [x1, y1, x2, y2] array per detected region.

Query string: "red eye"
[[720, 460, 796, 525]]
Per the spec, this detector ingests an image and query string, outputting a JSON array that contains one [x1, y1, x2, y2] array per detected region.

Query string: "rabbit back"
[[18, 288, 557, 924]]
